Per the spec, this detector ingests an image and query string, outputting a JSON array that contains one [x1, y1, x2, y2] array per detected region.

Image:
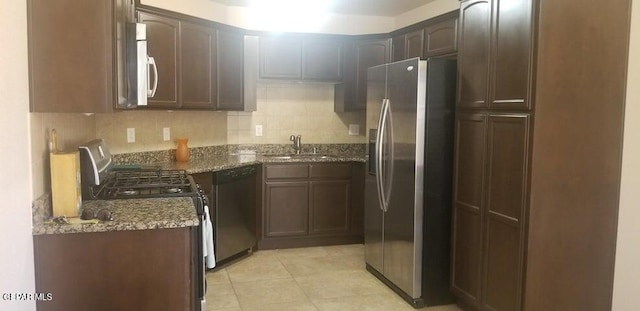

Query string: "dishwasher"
[[212, 165, 257, 264]]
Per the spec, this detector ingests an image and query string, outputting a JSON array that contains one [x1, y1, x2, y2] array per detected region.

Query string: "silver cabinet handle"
[[148, 56, 158, 97]]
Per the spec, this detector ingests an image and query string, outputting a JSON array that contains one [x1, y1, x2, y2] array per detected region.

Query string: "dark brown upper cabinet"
[[405, 29, 425, 59], [457, 0, 531, 110], [138, 11, 180, 109], [489, 0, 532, 110], [392, 29, 425, 62], [217, 32, 256, 111], [258, 36, 344, 82], [390, 11, 457, 62], [335, 38, 391, 112], [28, 0, 115, 113], [457, 0, 491, 109], [392, 34, 406, 62], [259, 36, 303, 80], [138, 8, 255, 111], [424, 17, 458, 58], [179, 21, 216, 110], [303, 38, 344, 81], [354, 38, 391, 110]]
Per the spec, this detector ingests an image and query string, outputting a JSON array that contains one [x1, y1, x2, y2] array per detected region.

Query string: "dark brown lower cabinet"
[[264, 181, 309, 237], [451, 112, 486, 304], [259, 162, 363, 249], [451, 113, 530, 311], [309, 180, 350, 234], [34, 228, 195, 311]]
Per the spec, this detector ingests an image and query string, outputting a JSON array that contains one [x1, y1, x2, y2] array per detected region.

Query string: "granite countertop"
[[33, 197, 199, 235], [31, 149, 366, 236], [155, 153, 367, 174]]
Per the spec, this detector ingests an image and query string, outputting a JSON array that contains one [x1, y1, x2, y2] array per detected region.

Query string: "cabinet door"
[[489, 0, 532, 110], [303, 38, 344, 81], [457, 0, 490, 109], [482, 114, 529, 311], [309, 180, 350, 235], [451, 112, 487, 305], [264, 181, 309, 237], [259, 37, 303, 80], [28, 0, 114, 113], [216, 31, 245, 111], [424, 17, 458, 58], [139, 12, 180, 109], [405, 29, 425, 59], [392, 34, 406, 62], [180, 22, 216, 109], [354, 38, 391, 111]]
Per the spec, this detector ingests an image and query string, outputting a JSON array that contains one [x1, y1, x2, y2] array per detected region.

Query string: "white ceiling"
[[209, 0, 437, 17]]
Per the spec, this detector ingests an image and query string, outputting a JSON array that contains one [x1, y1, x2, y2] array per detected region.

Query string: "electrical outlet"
[[348, 124, 360, 136], [255, 125, 263, 137], [163, 127, 170, 141], [127, 128, 135, 143]]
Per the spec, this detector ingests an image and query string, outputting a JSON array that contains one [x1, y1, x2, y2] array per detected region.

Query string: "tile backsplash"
[[29, 83, 366, 198], [95, 110, 228, 154], [30, 113, 96, 198], [227, 83, 366, 145]]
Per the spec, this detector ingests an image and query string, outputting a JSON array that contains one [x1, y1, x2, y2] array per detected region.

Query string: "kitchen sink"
[[263, 154, 336, 160]]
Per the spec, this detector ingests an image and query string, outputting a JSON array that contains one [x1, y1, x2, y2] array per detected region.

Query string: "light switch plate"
[[348, 124, 360, 136], [127, 128, 135, 143], [163, 127, 170, 141], [255, 125, 263, 137]]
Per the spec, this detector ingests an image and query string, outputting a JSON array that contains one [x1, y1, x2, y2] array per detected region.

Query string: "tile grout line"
[[276, 249, 321, 311]]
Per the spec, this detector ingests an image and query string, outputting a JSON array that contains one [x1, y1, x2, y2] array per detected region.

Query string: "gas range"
[[93, 169, 199, 200], [78, 139, 208, 311]]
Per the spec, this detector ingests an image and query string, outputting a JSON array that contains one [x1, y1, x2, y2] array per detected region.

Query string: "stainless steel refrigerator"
[[364, 57, 456, 308]]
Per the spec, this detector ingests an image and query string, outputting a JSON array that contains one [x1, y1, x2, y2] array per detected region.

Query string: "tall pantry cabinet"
[[451, 0, 631, 310]]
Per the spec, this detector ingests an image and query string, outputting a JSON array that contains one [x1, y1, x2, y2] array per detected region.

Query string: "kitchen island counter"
[[32, 197, 198, 235]]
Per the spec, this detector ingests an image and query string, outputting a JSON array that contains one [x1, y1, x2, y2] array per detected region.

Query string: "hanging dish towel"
[[203, 203, 216, 269]]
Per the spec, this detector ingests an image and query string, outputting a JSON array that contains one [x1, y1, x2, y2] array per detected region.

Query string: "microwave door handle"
[[148, 56, 158, 97]]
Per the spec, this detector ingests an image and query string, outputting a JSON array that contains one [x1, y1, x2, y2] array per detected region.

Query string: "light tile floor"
[[205, 244, 463, 311]]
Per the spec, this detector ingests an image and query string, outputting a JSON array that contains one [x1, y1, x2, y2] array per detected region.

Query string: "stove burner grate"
[[95, 169, 195, 199]]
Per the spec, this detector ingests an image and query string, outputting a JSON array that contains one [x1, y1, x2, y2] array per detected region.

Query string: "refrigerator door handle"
[[375, 99, 387, 212], [383, 99, 394, 212], [377, 99, 391, 212]]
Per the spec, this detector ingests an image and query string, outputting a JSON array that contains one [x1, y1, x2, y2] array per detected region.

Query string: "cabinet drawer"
[[309, 163, 351, 179], [265, 164, 309, 179]]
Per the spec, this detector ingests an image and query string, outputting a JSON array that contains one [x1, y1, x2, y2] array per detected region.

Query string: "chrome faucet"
[[290, 135, 302, 154]]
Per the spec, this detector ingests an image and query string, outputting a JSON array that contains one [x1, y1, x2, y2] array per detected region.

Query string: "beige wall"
[[612, 0, 640, 309], [141, 0, 394, 35], [95, 110, 227, 154], [142, 0, 459, 35], [394, 0, 459, 30], [227, 83, 365, 144], [0, 0, 36, 309]]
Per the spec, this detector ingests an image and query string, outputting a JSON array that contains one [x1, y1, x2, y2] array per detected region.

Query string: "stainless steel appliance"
[[212, 166, 257, 264], [115, 0, 157, 108], [78, 139, 206, 311], [364, 58, 456, 308]]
